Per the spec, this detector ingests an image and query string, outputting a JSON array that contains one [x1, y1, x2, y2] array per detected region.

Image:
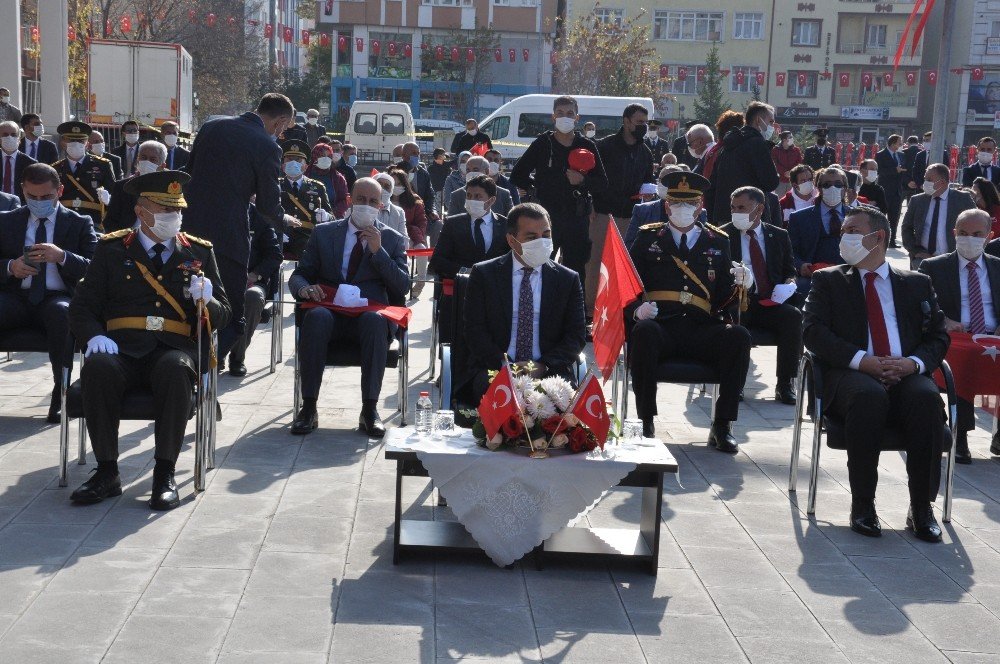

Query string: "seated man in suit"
[[962, 136, 1000, 187], [919, 209, 1000, 463], [160, 121, 190, 171], [721, 186, 802, 405], [0, 163, 97, 421], [0, 120, 36, 202], [485, 149, 520, 206], [448, 156, 514, 217], [372, 172, 409, 243], [901, 163, 977, 268], [104, 140, 168, 233], [464, 202, 587, 401], [789, 166, 849, 294], [288, 177, 410, 437], [803, 205, 950, 543]]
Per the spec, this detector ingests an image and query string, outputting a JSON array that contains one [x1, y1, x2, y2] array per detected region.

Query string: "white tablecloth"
[[386, 428, 677, 567]]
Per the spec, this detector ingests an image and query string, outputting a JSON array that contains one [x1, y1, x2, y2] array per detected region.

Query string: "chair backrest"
[[452, 270, 471, 346]]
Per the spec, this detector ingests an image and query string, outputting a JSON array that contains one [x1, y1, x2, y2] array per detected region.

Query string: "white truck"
[[86, 39, 194, 134]]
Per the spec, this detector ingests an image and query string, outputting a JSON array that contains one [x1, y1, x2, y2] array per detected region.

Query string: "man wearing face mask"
[[104, 140, 168, 233], [627, 171, 754, 449], [443, 151, 472, 214], [962, 136, 1000, 187], [720, 186, 801, 404], [0, 120, 35, 203], [280, 139, 332, 260], [778, 164, 818, 224], [919, 209, 1000, 463], [0, 163, 97, 422], [450, 118, 493, 155], [88, 130, 122, 180], [303, 109, 327, 147], [857, 159, 888, 214], [771, 131, 803, 198], [803, 128, 835, 171], [372, 172, 409, 242], [876, 134, 909, 247], [52, 122, 115, 232], [19, 114, 58, 165], [684, 124, 715, 174], [449, 156, 514, 217], [428, 148, 452, 216], [289, 177, 410, 437], [398, 142, 436, 222], [901, 163, 977, 268], [789, 167, 850, 294], [68, 170, 230, 510], [463, 203, 586, 400], [112, 120, 143, 176], [803, 205, 950, 542], [908, 131, 944, 194], [0, 87, 22, 123], [484, 149, 519, 206], [337, 142, 358, 191], [671, 119, 699, 169], [159, 121, 189, 171], [644, 120, 669, 177], [709, 102, 780, 225]]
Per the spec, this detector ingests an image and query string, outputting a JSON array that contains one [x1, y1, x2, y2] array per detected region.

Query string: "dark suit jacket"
[[875, 148, 905, 198], [111, 143, 139, 175], [464, 254, 586, 378], [165, 145, 190, 171], [858, 182, 888, 214], [788, 202, 844, 273], [803, 144, 835, 170], [918, 251, 1000, 327], [288, 217, 410, 306], [104, 175, 138, 233], [0, 191, 19, 211], [0, 205, 97, 293], [719, 221, 796, 296], [429, 212, 508, 279], [988, 238, 1000, 260], [182, 112, 283, 264], [0, 150, 37, 201], [909, 150, 947, 188], [803, 264, 950, 399], [764, 192, 783, 228], [901, 189, 977, 257], [962, 162, 1000, 187], [448, 186, 513, 218], [99, 151, 123, 179], [248, 206, 282, 292], [19, 138, 58, 165]]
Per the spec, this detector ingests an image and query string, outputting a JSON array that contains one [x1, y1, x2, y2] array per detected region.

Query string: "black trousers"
[[550, 209, 591, 290], [299, 308, 393, 401], [886, 191, 903, 239], [0, 290, 71, 384], [741, 300, 803, 380], [228, 285, 266, 365], [957, 398, 988, 434], [630, 316, 751, 422], [216, 254, 248, 358], [824, 370, 944, 505], [81, 347, 195, 463]]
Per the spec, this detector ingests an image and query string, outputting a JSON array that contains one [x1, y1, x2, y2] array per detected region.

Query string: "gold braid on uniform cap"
[[141, 181, 187, 208]]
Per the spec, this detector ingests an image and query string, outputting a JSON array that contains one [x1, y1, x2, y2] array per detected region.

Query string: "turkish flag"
[[523, 48, 530, 62], [906, 71, 916, 85], [388, 41, 397, 57], [659, 65, 668, 79], [356, 37, 364, 52], [466, 47, 475, 62], [736, 71, 745, 85], [884, 72, 893, 86], [435, 45, 444, 61], [338, 35, 346, 51], [404, 43, 412, 57], [320, 33, 330, 48], [934, 333, 1000, 416], [797, 73, 807, 87], [776, 72, 786, 86], [509, 48, 516, 63], [265, 23, 273, 38], [469, 142, 490, 157], [592, 219, 644, 381], [372, 39, 380, 55], [862, 73, 873, 87], [973, 66, 985, 81], [206, 13, 216, 28], [495, 48, 502, 62], [839, 73, 850, 87], [301, 30, 310, 45], [68, 25, 76, 41], [121, 16, 132, 33], [755, 71, 765, 86], [696, 67, 705, 81], [928, 70, 938, 85], [677, 67, 687, 81], [570, 374, 611, 449], [478, 365, 520, 439], [451, 47, 459, 62], [284, 27, 293, 43]]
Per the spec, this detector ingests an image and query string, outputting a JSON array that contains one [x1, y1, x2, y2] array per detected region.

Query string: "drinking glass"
[[433, 410, 455, 437], [622, 418, 644, 444]]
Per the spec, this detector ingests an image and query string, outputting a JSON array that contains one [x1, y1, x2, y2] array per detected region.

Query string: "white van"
[[478, 94, 656, 161], [414, 118, 464, 154], [344, 101, 415, 162]]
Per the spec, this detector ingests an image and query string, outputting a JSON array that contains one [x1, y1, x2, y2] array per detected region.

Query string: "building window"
[[660, 64, 700, 95], [492, 0, 539, 5], [653, 11, 724, 42], [866, 24, 887, 49], [594, 8, 625, 27], [422, 0, 471, 6], [787, 71, 818, 98], [730, 65, 761, 93], [791, 19, 821, 47], [733, 12, 764, 40]]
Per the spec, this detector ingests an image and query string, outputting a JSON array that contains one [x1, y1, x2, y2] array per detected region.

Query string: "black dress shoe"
[[738, 389, 745, 402], [991, 432, 1000, 456], [149, 467, 180, 511], [907, 503, 943, 543], [955, 431, 972, 465], [775, 379, 797, 406], [70, 468, 122, 504], [849, 500, 882, 538], [290, 405, 318, 435], [260, 306, 272, 324], [46, 386, 61, 424], [229, 363, 248, 377], [359, 409, 386, 437], [889, 240, 900, 249], [708, 421, 738, 454], [642, 418, 655, 438]]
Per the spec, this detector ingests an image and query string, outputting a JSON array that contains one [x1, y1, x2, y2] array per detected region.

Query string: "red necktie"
[[346, 231, 363, 281], [864, 272, 891, 356], [747, 229, 772, 297], [3, 156, 11, 194], [967, 261, 987, 335]]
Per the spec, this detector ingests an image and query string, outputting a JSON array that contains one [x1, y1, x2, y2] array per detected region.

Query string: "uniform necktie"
[[928, 196, 942, 255], [864, 272, 891, 357], [151, 243, 166, 272], [515, 267, 534, 362], [678, 233, 688, 256], [828, 207, 841, 236], [967, 261, 987, 335], [747, 229, 772, 297], [3, 155, 12, 194], [473, 218, 486, 255], [28, 221, 47, 304], [346, 231, 364, 281]]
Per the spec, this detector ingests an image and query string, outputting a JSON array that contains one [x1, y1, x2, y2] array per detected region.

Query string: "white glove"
[[634, 301, 658, 321], [315, 208, 331, 223], [85, 335, 118, 357], [96, 187, 111, 205], [283, 213, 302, 228], [731, 261, 754, 289], [189, 275, 213, 302]]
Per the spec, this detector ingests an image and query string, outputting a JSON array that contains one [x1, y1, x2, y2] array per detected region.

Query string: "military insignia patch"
[[167, 181, 182, 194], [178, 259, 203, 273]]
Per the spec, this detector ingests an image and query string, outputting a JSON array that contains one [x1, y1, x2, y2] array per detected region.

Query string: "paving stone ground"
[[1, 247, 1000, 663]]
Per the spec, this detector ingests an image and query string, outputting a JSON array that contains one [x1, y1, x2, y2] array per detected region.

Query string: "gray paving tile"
[[524, 567, 630, 631], [244, 551, 343, 598], [0, 524, 92, 565], [902, 601, 1000, 654], [223, 594, 334, 653], [436, 603, 541, 661], [737, 636, 849, 663], [102, 614, 230, 663], [162, 524, 267, 569], [634, 615, 748, 663], [681, 546, 789, 590], [535, 628, 645, 663], [44, 546, 163, 593], [0, 591, 138, 653], [132, 566, 248, 618], [330, 623, 432, 663], [707, 587, 829, 640], [262, 514, 353, 555], [216, 653, 327, 664], [613, 567, 718, 617], [0, 565, 58, 615]]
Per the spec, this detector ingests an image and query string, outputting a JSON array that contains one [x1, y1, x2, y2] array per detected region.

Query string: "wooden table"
[[385, 446, 678, 575]]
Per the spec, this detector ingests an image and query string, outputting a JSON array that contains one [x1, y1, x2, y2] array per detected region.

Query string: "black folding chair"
[[0, 328, 51, 362], [616, 345, 721, 423]]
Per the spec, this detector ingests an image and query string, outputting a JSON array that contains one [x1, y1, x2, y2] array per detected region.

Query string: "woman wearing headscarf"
[[307, 142, 349, 218]]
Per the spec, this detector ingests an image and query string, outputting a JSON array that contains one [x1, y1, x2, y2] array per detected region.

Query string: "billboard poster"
[[968, 75, 1000, 122]]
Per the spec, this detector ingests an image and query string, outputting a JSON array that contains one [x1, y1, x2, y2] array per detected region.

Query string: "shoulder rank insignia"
[[100, 228, 133, 242], [639, 222, 666, 232], [181, 232, 213, 248], [705, 223, 728, 238]]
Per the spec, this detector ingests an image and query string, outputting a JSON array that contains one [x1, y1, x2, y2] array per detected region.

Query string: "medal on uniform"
[[123, 258, 134, 268], [73, 198, 81, 208], [309, 201, 315, 210], [707, 269, 716, 282], [91, 180, 98, 188]]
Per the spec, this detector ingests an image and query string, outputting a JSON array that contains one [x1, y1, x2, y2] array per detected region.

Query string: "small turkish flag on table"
[[478, 365, 520, 439], [570, 374, 610, 448]]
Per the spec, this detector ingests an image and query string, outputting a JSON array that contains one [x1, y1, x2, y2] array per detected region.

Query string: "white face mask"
[[307, 117, 318, 126], [32, 124, 44, 137], [465, 170, 485, 182], [488, 162, 500, 176], [864, 171, 878, 183], [351, 204, 378, 228], [163, 134, 178, 148], [517, 237, 553, 268], [656, 184, 670, 200], [135, 159, 159, 175], [839, 231, 877, 266], [465, 199, 487, 218], [124, 132, 140, 145], [821, 186, 843, 207], [922, 180, 938, 195], [283, 160, 304, 178], [554, 117, 576, 134], [956, 236, 988, 261], [797, 181, 815, 196], [688, 146, 704, 160], [458, 162, 468, 174], [668, 203, 697, 227], [380, 189, 391, 206], [584, 130, 595, 139], [392, 185, 404, 197], [330, 152, 342, 164], [730, 212, 755, 231], [65, 142, 87, 160], [315, 156, 333, 170], [761, 123, 775, 141], [90, 143, 105, 156], [923, 141, 932, 151], [147, 210, 183, 241], [979, 151, 994, 165], [0, 96, 9, 104], [0, 136, 18, 153]]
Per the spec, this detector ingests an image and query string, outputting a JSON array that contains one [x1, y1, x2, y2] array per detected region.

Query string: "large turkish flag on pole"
[[934, 332, 1000, 415], [592, 218, 644, 381]]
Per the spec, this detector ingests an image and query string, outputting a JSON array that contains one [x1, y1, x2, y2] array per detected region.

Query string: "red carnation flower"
[[501, 415, 524, 439], [541, 415, 563, 434], [568, 426, 589, 453]]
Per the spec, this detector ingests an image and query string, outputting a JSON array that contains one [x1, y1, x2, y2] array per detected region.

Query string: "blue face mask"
[[283, 160, 303, 178], [408, 155, 420, 169], [347, 155, 358, 167], [27, 198, 55, 219]]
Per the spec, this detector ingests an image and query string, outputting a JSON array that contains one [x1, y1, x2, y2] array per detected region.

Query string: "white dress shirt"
[[136, 228, 176, 264], [849, 262, 925, 373], [959, 254, 997, 332], [921, 188, 949, 255], [669, 223, 701, 249], [18, 206, 68, 292], [740, 224, 767, 264], [507, 258, 542, 361], [472, 210, 494, 250]]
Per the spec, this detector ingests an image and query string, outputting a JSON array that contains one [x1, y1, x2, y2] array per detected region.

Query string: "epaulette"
[[100, 228, 132, 242], [53, 158, 66, 168], [90, 154, 111, 163], [181, 232, 213, 248], [705, 223, 728, 238], [639, 222, 666, 232]]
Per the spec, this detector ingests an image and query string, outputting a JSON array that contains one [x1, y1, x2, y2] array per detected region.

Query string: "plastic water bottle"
[[416, 391, 434, 435]]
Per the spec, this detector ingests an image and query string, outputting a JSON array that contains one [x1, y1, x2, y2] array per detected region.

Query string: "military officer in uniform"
[[280, 139, 332, 259], [803, 128, 836, 171], [644, 120, 671, 179], [627, 172, 754, 452], [67, 171, 230, 510], [53, 122, 115, 232]]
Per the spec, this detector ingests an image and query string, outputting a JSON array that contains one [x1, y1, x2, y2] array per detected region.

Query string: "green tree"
[[692, 43, 731, 126]]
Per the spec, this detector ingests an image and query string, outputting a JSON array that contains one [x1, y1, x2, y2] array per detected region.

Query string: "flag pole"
[[504, 354, 539, 456]]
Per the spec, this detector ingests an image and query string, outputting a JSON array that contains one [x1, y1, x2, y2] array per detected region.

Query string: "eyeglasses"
[[818, 182, 844, 189]]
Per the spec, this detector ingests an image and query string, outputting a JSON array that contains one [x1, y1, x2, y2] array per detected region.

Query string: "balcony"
[[837, 41, 922, 58], [833, 91, 918, 108]]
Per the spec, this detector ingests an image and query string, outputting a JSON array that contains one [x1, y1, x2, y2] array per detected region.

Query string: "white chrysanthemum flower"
[[512, 374, 534, 405], [539, 376, 575, 412], [524, 390, 556, 419]]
